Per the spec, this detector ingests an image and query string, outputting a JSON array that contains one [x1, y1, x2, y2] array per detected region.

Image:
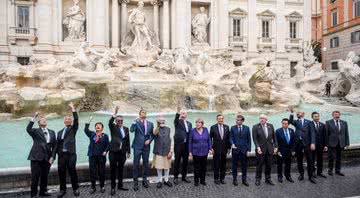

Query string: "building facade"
[[0, 0, 311, 78], [312, 0, 322, 42]]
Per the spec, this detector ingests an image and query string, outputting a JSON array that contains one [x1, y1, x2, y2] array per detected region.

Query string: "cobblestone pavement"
[[3, 165, 360, 198]]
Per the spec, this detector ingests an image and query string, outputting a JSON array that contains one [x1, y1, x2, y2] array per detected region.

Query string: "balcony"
[[229, 36, 248, 51], [8, 27, 37, 45], [257, 37, 276, 52], [285, 38, 303, 52]]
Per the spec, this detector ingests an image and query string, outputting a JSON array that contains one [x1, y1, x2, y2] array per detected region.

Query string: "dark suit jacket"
[[130, 120, 154, 151], [229, 125, 251, 154], [108, 116, 130, 154], [307, 121, 327, 147], [252, 123, 278, 155], [53, 112, 79, 159], [26, 121, 56, 161], [173, 113, 192, 145], [210, 124, 230, 155], [275, 128, 296, 156], [289, 114, 313, 147], [84, 123, 110, 157], [325, 119, 350, 148]]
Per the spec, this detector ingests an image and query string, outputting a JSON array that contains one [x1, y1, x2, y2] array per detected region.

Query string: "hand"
[[126, 153, 131, 159], [257, 147, 262, 155], [189, 152, 193, 160], [274, 148, 278, 153], [69, 102, 75, 111], [310, 144, 316, 151], [89, 115, 93, 123], [209, 149, 214, 155], [246, 151, 250, 157], [177, 105, 181, 113], [345, 146, 349, 150], [34, 112, 40, 119], [167, 152, 172, 159], [292, 152, 295, 156], [102, 151, 107, 156], [134, 116, 140, 122], [288, 106, 294, 113], [323, 146, 328, 152], [231, 144, 237, 149], [278, 152, 282, 157], [227, 149, 231, 155], [145, 140, 150, 145], [114, 106, 119, 115], [49, 157, 54, 165]]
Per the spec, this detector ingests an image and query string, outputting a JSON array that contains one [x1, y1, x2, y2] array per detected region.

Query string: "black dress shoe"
[[298, 175, 304, 181], [317, 173, 327, 178], [173, 178, 179, 185], [73, 189, 80, 196], [214, 180, 220, 185], [200, 181, 207, 186], [328, 171, 334, 176], [90, 188, 96, 194], [286, 177, 294, 183], [220, 180, 226, 184], [182, 178, 191, 183], [57, 191, 66, 198], [164, 181, 173, 187], [111, 189, 116, 196], [118, 187, 129, 191], [278, 178, 283, 183], [39, 192, 51, 197], [133, 181, 139, 191], [233, 180, 238, 186], [157, 182, 162, 189], [142, 180, 149, 188], [313, 174, 317, 178], [309, 177, 317, 184], [265, 180, 275, 185], [194, 181, 199, 186], [242, 180, 249, 186], [255, 180, 261, 186], [100, 187, 105, 193]]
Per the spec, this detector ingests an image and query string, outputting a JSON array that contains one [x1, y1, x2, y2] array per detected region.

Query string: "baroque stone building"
[[0, 0, 311, 78]]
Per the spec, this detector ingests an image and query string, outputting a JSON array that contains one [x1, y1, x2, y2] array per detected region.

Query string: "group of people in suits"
[[26, 103, 350, 197]]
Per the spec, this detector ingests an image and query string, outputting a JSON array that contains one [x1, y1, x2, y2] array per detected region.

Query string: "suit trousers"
[[58, 152, 79, 191], [312, 146, 324, 174], [213, 152, 227, 181], [193, 155, 208, 183], [109, 151, 127, 189], [255, 152, 272, 181], [296, 146, 314, 178], [89, 155, 106, 188], [174, 143, 189, 179], [277, 154, 292, 179], [30, 160, 50, 197], [133, 148, 150, 180], [232, 151, 248, 181], [328, 144, 343, 172]]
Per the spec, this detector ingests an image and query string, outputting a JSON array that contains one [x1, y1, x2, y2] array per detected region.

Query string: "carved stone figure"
[[63, 0, 86, 41], [172, 47, 193, 76], [192, 7, 211, 45], [71, 42, 96, 72], [303, 42, 317, 67]]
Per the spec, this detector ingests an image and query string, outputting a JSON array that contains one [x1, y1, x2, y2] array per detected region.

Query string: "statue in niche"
[[63, 0, 86, 41], [191, 7, 211, 46], [121, 0, 160, 66]]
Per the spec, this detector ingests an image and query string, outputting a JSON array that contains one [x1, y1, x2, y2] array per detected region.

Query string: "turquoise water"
[[0, 104, 359, 169]]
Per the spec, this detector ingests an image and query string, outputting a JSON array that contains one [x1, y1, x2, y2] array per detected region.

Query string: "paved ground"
[[2, 164, 360, 198]]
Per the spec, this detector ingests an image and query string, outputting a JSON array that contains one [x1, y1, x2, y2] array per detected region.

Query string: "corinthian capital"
[[151, 0, 161, 6], [121, 0, 130, 4]]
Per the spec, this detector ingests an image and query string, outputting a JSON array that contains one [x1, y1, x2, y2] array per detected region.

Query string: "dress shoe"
[[328, 171, 334, 176], [39, 192, 51, 197], [157, 182, 162, 189], [142, 180, 149, 188], [220, 180, 226, 184], [200, 181, 207, 186], [57, 190, 66, 198], [173, 178, 179, 185], [278, 177, 283, 183], [255, 180, 261, 186], [164, 181, 173, 187], [335, 171, 345, 176], [100, 187, 105, 193], [317, 173, 327, 178], [286, 177, 294, 183], [265, 180, 275, 185], [133, 181, 139, 191], [298, 175, 304, 181], [182, 178, 191, 183], [111, 189, 116, 196], [233, 180, 238, 186], [194, 181, 199, 186], [242, 180, 249, 186], [118, 187, 129, 191], [73, 189, 80, 196], [89, 188, 96, 194], [309, 177, 317, 184], [214, 180, 220, 185], [313, 174, 317, 178]]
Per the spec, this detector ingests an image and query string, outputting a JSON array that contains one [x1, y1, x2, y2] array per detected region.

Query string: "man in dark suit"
[[275, 119, 296, 183], [230, 114, 251, 186], [173, 106, 192, 184], [130, 109, 154, 191], [252, 114, 278, 186], [307, 112, 327, 178], [210, 114, 230, 185], [27, 112, 56, 197], [288, 106, 316, 183], [53, 103, 80, 197], [325, 111, 350, 176], [109, 106, 131, 195]]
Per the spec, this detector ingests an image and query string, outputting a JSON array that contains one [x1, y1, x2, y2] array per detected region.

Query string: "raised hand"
[[33, 112, 40, 119], [114, 106, 120, 115], [288, 106, 294, 113], [88, 115, 94, 123], [69, 102, 76, 111]]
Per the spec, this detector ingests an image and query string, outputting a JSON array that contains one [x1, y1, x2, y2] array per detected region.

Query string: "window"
[[331, 9, 338, 26], [330, 37, 340, 48], [262, 20, 270, 38], [17, 6, 29, 28], [351, 31, 360, 43], [331, 61, 339, 70], [330, 0, 337, 3], [17, 57, 30, 65], [290, 61, 298, 77], [233, 19, 241, 37], [354, 0, 360, 17], [289, 21, 297, 39]]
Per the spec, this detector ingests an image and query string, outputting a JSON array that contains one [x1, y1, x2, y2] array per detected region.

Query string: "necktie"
[[336, 120, 340, 131], [238, 126, 242, 137], [43, 129, 49, 143], [184, 120, 189, 132], [61, 127, 68, 140], [316, 122, 319, 130], [262, 124, 268, 138], [142, 120, 146, 135], [118, 127, 123, 139], [299, 119, 303, 128], [285, 129, 290, 144], [219, 125, 223, 140]]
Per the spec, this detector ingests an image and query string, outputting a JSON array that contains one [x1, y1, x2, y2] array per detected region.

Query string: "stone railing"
[[285, 38, 303, 52], [229, 36, 248, 51], [8, 27, 37, 45], [257, 37, 276, 52]]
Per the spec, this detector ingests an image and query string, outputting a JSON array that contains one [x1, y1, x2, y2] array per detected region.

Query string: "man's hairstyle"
[[216, 114, 223, 119], [236, 114, 245, 121], [332, 111, 340, 115], [311, 112, 319, 118], [282, 118, 289, 124]]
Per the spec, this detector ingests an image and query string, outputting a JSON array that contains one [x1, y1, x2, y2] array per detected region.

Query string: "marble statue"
[[71, 42, 96, 72], [194, 50, 210, 76], [172, 47, 193, 76], [303, 42, 317, 67], [192, 7, 211, 46], [63, 0, 86, 41], [90, 49, 117, 72], [121, 0, 160, 66]]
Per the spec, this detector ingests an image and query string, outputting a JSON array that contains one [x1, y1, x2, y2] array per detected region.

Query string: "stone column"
[[112, 0, 120, 47], [151, 0, 160, 37], [162, 0, 170, 49], [90, 0, 109, 47], [247, 0, 257, 52], [120, 0, 129, 41], [276, 0, 285, 53], [36, 0, 53, 45]]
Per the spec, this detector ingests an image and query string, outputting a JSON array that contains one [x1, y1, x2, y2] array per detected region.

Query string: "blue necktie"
[[285, 129, 290, 144]]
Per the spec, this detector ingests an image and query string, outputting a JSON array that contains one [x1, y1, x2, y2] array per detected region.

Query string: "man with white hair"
[[252, 114, 278, 186]]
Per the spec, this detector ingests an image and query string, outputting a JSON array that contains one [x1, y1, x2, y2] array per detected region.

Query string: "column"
[[217, 0, 229, 48], [303, 0, 311, 44], [162, 0, 170, 49], [90, 0, 109, 47], [36, 0, 53, 45], [248, 0, 257, 52], [152, 0, 160, 37], [276, 0, 285, 53], [172, 0, 188, 48], [112, 0, 120, 47], [120, 0, 129, 41]]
